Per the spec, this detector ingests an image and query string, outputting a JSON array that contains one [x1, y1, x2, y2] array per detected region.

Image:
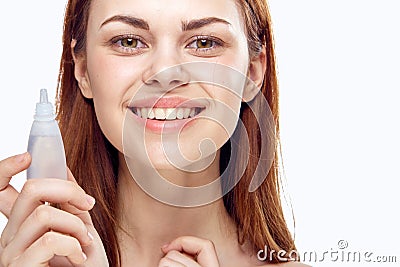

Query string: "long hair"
[[222, 1, 297, 261], [56, 0, 295, 265]]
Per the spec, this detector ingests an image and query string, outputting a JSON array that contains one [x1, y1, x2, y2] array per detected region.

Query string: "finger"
[[163, 250, 201, 267], [0, 153, 30, 190], [162, 236, 219, 266], [1, 231, 87, 266], [158, 254, 186, 267], [59, 168, 96, 225], [2, 204, 93, 250], [5, 178, 95, 245], [0, 183, 18, 219], [0, 152, 31, 218]]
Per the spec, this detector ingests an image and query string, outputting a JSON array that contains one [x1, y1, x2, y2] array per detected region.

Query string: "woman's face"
[[74, 0, 264, 173]]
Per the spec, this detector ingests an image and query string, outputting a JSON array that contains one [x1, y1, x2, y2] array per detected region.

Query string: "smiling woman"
[[0, 0, 309, 266]]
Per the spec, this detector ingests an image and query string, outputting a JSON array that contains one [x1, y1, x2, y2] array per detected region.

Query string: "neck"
[[116, 153, 243, 266]]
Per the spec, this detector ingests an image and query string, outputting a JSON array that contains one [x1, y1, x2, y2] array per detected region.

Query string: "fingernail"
[[86, 194, 96, 206], [88, 231, 94, 241], [15, 152, 27, 163], [82, 252, 88, 261]]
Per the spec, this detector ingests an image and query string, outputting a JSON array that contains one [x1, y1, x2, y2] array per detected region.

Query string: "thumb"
[[0, 152, 31, 218]]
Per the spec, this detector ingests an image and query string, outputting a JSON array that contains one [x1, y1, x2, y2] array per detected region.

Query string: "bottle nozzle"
[[40, 89, 49, 103], [34, 89, 55, 121]]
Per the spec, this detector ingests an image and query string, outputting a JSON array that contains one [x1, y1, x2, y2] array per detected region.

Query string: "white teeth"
[[148, 109, 155, 119], [176, 109, 184, 119], [189, 108, 195, 118], [155, 109, 166, 120], [183, 108, 190, 119], [133, 107, 202, 120], [165, 108, 176, 120], [141, 108, 148, 118]]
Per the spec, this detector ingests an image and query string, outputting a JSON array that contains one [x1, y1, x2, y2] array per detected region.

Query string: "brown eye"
[[185, 36, 224, 57], [110, 35, 148, 55], [121, 38, 138, 48], [196, 39, 213, 49]]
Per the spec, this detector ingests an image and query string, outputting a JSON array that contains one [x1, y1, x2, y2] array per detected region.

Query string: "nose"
[[142, 51, 190, 90]]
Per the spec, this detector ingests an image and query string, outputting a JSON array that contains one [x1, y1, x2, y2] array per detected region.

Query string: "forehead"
[[89, 0, 243, 32]]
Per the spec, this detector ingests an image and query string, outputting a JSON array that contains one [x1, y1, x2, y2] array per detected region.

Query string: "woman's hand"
[[159, 236, 220, 267], [0, 153, 108, 266]]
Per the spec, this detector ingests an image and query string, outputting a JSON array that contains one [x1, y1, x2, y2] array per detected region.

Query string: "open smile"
[[128, 97, 207, 133], [130, 107, 204, 120]]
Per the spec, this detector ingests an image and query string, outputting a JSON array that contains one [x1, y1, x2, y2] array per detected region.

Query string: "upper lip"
[[128, 96, 207, 109]]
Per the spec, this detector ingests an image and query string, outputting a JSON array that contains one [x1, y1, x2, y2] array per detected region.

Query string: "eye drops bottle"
[[27, 89, 67, 180]]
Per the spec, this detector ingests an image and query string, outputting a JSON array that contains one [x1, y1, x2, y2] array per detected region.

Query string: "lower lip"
[[129, 110, 198, 134]]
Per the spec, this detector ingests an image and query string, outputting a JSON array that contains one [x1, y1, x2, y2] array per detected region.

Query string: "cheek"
[[209, 50, 249, 104], [198, 61, 248, 154], [203, 56, 248, 116], [208, 89, 242, 149], [87, 49, 142, 93], [92, 94, 125, 152], [86, 52, 143, 152], [210, 87, 243, 113]]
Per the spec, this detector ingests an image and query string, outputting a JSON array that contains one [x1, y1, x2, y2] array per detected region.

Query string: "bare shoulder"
[[259, 262, 311, 267]]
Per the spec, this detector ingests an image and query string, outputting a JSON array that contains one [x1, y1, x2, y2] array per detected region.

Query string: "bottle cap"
[[34, 89, 55, 121]]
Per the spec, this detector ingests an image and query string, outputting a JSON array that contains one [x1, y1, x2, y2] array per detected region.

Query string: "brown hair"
[[223, 0, 297, 260], [56, 0, 295, 265]]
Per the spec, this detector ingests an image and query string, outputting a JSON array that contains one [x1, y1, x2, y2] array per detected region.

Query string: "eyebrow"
[[181, 17, 231, 31], [100, 15, 230, 32], [100, 15, 150, 30]]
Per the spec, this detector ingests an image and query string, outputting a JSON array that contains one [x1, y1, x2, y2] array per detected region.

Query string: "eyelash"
[[108, 34, 225, 56], [109, 34, 148, 55], [185, 36, 225, 56]]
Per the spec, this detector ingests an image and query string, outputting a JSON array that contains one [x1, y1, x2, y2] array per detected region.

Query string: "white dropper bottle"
[[27, 89, 67, 180]]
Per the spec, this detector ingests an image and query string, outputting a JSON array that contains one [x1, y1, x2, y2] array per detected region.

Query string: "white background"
[[0, 1, 399, 266]]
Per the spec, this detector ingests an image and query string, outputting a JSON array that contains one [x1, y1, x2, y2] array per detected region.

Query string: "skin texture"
[[0, 0, 310, 266], [74, 0, 259, 172]]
